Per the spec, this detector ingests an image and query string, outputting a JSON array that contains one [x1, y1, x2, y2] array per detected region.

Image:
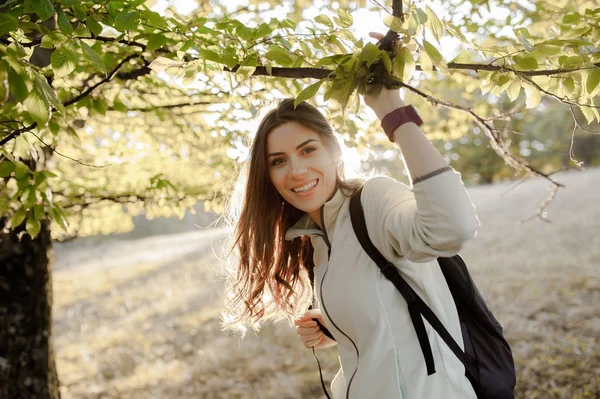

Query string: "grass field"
[[53, 168, 600, 398]]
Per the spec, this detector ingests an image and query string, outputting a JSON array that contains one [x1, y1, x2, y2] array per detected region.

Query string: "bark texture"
[[0, 218, 61, 399]]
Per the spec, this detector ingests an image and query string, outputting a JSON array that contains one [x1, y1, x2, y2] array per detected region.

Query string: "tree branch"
[[516, 72, 600, 109], [0, 122, 37, 147], [225, 61, 600, 80], [16, 35, 147, 50], [63, 53, 144, 107], [27, 130, 111, 168], [108, 100, 212, 112]]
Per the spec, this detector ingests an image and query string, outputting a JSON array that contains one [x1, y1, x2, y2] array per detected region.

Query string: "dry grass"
[[53, 168, 600, 399]]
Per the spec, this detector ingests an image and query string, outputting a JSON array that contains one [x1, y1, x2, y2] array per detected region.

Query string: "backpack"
[[343, 185, 517, 399]]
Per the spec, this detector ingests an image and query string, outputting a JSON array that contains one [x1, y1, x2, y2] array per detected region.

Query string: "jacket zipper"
[[318, 206, 360, 399]]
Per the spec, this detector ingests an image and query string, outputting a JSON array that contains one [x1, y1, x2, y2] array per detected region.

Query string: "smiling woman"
[[219, 86, 485, 399], [219, 99, 363, 333]]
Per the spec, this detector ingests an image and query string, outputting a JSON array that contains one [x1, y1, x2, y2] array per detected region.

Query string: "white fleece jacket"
[[285, 168, 480, 399]]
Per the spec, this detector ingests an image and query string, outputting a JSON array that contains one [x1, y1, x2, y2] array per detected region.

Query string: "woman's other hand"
[[294, 309, 337, 350]]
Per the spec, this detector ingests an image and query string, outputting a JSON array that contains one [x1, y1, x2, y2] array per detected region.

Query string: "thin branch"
[[63, 53, 143, 107], [482, 109, 523, 121], [109, 100, 212, 112], [517, 73, 600, 109], [17, 35, 147, 50], [569, 105, 600, 135], [521, 183, 560, 224], [225, 61, 600, 81], [0, 122, 37, 147], [27, 131, 111, 168]]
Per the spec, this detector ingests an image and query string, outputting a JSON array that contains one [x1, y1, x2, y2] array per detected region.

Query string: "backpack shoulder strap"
[[349, 186, 435, 375], [349, 186, 480, 385]]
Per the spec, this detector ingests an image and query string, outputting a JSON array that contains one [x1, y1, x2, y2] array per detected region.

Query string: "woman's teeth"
[[292, 180, 317, 193]]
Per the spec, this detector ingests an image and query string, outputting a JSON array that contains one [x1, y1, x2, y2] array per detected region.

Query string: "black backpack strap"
[[349, 186, 481, 387]]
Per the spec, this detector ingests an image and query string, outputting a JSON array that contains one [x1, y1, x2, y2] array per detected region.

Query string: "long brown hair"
[[220, 98, 362, 336]]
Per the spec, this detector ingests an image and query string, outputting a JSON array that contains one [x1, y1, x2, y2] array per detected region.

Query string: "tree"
[[0, 0, 599, 397]]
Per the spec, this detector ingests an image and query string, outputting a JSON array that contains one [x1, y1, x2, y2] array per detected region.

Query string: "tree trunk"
[[0, 218, 61, 399]]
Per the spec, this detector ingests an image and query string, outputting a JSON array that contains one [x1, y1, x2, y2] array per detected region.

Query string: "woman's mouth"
[[291, 179, 318, 197]]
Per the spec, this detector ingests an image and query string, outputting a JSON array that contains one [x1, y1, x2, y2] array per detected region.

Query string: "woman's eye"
[[272, 158, 284, 166], [302, 147, 316, 155]]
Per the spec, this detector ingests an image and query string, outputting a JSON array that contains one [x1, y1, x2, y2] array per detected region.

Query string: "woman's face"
[[266, 121, 338, 221]]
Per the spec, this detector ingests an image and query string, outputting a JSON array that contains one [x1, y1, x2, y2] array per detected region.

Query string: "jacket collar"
[[284, 187, 347, 241]]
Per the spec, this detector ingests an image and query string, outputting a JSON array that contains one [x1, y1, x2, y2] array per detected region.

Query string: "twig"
[[500, 175, 530, 198], [0, 122, 37, 147], [521, 183, 560, 224], [517, 73, 600, 110], [27, 131, 111, 168], [64, 53, 142, 107], [569, 105, 600, 135], [16, 35, 146, 50]]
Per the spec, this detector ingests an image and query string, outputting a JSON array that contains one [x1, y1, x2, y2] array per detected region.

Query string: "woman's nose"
[[289, 160, 308, 178]]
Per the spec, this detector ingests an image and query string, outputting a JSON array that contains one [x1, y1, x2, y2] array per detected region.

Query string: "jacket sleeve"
[[361, 168, 480, 263]]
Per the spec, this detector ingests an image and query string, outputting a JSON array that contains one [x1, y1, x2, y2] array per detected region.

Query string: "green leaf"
[[514, 27, 534, 52], [383, 15, 404, 32], [14, 161, 30, 179], [56, 7, 73, 34], [142, 10, 168, 29], [0, 14, 18, 36], [280, 19, 296, 30], [33, 204, 44, 220], [112, 98, 128, 112], [425, 6, 443, 42], [41, 31, 68, 48], [31, 0, 55, 21], [51, 45, 78, 77], [585, 68, 600, 95], [381, 52, 392, 74], [80, 41, 106, 73], [562, 12, 580, 25], [359, 42, 380, 67], [146, 33, 168, 51], [315, 14, 334, 28], [11, 207, 27, 228], [394, 47, 415, 82], [419, 49, 433, 72], [295, 80, 324, 108], [423, 40, 443, 65], [86, 17, 103, 36], [512, 54, 538, 71], [334, 9, 353, 28], [580, 103, 600, 124], [414, 8, 427, 23], [559, 55, 585, 68], [23, 187, 36, 209], [524, 84, 541, 109], [32, 71, 65, 114], [92, 97, 108, 115], [0, 197, 9, 217], [264, 48, 294, 66], [507, 79, 521, 101], [199, 49, 221, 64], [7, 67, 29, 102], [23, 91, 50, 125], [26, 213, 41, 238], [0, 162, 15, 177], [115, 11, 140, 32], [255, 23, 272, 39]]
